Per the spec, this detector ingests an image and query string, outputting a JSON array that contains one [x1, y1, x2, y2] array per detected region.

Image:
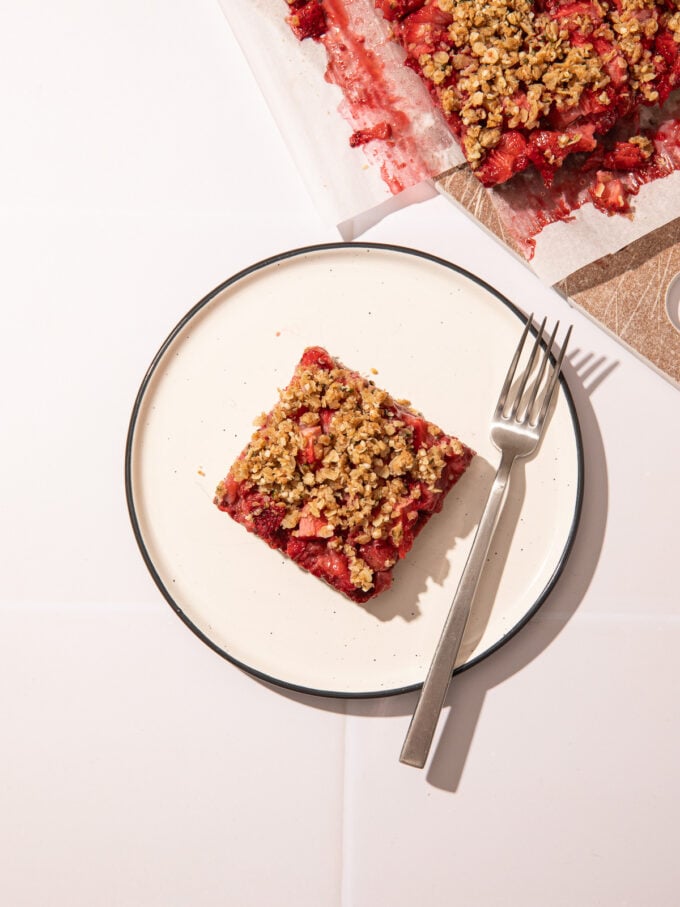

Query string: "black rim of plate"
[[125, 241, 585, 699]]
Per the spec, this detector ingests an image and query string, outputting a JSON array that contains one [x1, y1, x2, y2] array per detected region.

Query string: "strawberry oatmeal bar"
[[214, 347, 474, 602]]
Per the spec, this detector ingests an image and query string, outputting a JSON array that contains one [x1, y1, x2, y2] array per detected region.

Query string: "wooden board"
[[435, 169, 680, 388]]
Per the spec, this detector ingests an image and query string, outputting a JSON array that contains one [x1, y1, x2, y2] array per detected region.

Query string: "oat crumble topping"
[[408, 0, 679, 170]]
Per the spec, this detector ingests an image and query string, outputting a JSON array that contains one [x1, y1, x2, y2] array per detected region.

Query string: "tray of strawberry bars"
[[221, 0, 680, 385], [125, 244, 583, 697]]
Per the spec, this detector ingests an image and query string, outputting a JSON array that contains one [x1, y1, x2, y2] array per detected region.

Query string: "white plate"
[[126, 244, 583, 697]]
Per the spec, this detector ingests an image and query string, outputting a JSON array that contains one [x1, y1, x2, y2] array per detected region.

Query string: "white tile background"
[[1, 3, 679, 905]]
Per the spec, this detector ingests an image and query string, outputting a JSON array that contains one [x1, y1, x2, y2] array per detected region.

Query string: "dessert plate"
[[126, 243, 583, 697]]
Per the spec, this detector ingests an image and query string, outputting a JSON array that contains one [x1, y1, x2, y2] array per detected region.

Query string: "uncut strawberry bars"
[[214, 346, 474, 602]]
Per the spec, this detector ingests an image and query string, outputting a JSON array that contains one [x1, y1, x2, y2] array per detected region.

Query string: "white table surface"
[[2, 3, 679, 905]]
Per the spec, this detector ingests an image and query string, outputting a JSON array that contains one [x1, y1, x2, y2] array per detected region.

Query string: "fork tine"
[[537, 324, 573, 425], [496, 314, 532, 414], [525, 319, 559, 422], [509, 316, 546, 420]]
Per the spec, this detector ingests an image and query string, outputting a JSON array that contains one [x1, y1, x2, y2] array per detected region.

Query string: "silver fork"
[[400, 313, 572, 769]]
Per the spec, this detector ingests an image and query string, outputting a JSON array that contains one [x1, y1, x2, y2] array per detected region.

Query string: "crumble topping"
[[223, 365, 457, 536], [408, 0, 679, 170], [428, 0, 607, 163]]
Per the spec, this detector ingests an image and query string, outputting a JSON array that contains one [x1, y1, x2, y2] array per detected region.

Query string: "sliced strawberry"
[[476, 131, 530, 187], [589, 171, 630, 214], [417, 481, 443, 513], [299, 346, 335, 370], [603, 141, 648, 171], [527, 131, 569, 184], [550, 1, 603, 23], [298, 424, 322, 465], [286, 1, 327, 41], [229, 491, 286, 545], [399, 1, 453, 57], [654, 31, 680, 104], [579, 142, 607, 172], [375, 0, 425, 23], [604, 53, 629, 89], [349, 121, 392, 148], [252, 506, 286, 545], [359, 538, 398, 571], [655, 118, 680, 166], [548, 85, 610, 130], [399, 409, 429, 450], [396, 520, 416, 558], [657, 68, 680, 106], [526, 125, 598, 185], [319, 407, 335, 434], [286, 537, 325, 570], [565, 122, 598, 153], [655, 31, 679, 69], [216, 472, 240, 507], [318, 549, 352, 584], [296, 509, 330, 538]]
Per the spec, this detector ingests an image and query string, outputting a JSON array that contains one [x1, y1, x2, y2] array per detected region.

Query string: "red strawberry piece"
[[300, 346, 335, 370], [375, 0, 425, 22], [399, 409, 429, 450], [298, 424, 322, 465], [318, 549, 352, 584], [286, 535, 322, 564], [656, 31, 679, 69], [396, 521, 416, 559], [551, 1, 603, 23], [319, 408, 335, 434], [398, 2, 453, 56], [216, 473, 240, 507], [476, 131, 530, 187], [589, 171, 630, 214], [527, 131, 568, 184], [296, 508, 330, 538], [566, 123, 598, 153], [603, 141, 648, 171], [349, 121, 393, 148], [250, 503, 286, 545], [286, 1, 327, 41], [418, 482, 442, 512], [359, 538, 398, 571]]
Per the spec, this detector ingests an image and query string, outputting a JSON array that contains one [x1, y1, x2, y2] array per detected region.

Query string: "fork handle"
[[400, 449, 516, 768]]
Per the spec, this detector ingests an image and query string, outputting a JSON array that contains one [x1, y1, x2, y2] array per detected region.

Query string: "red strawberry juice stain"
[[285, 0, 440, 194]]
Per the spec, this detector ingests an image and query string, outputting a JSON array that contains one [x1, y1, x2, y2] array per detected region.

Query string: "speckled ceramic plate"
[[125, 243, 583, 697]]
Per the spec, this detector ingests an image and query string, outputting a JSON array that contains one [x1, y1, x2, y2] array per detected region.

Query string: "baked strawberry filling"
[[214, 347, 474, 602], [384, 0, 680, 198]]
